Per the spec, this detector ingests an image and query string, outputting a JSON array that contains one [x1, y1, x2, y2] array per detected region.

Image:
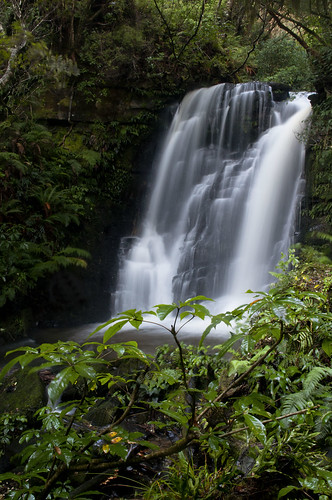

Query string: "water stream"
[[113, 83, 311, 315]]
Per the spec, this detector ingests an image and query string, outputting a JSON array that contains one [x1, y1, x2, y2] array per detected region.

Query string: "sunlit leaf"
[[48, 367, 79, 404], [244, 413, 267, 445], [103, 320, 129, 343], [155, 303, 177, 320]]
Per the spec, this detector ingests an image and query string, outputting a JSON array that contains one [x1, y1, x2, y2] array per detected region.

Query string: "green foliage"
[[0, 119, 96, 312], [0, 413, 28, 455], [143, 451, 223, 499], [255, 35, 314, 89], [306, 95, 332, 229], [0, 278, 330, 498]]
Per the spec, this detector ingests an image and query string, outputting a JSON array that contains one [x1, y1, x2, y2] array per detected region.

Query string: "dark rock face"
[[34, 87, 159, 124], [0, 369, 47, 419], [268, 82, 291, 101]]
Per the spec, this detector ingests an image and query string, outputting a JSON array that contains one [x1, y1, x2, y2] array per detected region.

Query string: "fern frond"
[[281, 367, 332, 415], [310, 231, 332, 243], [315, 404, 332, 444], [281, 391, 309, 414], [60, 247, 91, 259], [0, 152, 28, 173], [302, 366, 332, 394], [47, 212, 80, 226]]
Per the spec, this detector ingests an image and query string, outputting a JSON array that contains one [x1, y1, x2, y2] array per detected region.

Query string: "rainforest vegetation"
[[0, 1, 331, 498]]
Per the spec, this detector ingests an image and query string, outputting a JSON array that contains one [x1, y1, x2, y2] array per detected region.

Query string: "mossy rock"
[[0, 368, 47, 420], [84, 398, 119, 427]]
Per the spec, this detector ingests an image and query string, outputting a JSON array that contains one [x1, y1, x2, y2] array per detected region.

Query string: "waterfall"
[[113, 83, 311, 314]]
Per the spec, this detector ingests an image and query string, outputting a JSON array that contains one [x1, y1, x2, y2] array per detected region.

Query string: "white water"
[[113, 83, 311, 315]]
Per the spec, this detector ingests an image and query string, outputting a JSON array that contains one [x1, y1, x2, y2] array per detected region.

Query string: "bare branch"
[[177, 0, 206, 60], [231, 9, 268, 76], [153, 0, 177, 59], [0, 33, 27, 87]]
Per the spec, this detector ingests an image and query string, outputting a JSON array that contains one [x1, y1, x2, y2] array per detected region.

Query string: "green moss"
[[0, 369, 47, 420]]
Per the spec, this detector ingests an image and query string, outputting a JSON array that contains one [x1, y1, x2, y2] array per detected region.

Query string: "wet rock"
[[0, 368, 47, 421], [268, 82, 291, 101]]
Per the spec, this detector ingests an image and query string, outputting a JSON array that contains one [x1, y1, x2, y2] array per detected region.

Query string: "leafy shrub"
[[255, 35, 314, 90], [0, 282, 330, 498]]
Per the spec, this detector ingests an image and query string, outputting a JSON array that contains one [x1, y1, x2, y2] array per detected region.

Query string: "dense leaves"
[[0, 274, 331, 498]]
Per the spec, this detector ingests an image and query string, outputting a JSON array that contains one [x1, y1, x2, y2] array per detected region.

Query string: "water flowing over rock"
[[113, 83, 311, 314]]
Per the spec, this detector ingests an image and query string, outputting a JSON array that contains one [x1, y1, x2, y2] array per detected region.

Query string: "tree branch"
[[198, 321, 285, 421], [177, 0, 206, 60], [266, 7, 320, 58], [67, 432, 198, 498], [153, 0, 177, 59], [214, 405, 320, 440], [37, 368, 146, 499], [0, 34, 27, 87], [231, 9, 267, 76]]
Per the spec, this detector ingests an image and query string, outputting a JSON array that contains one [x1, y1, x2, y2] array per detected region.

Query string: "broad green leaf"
[[89, 311, 137, 337], [210, 332, 244, 355], [137, 440, 159, 450], [322, 339, 332, 356], [109, 441, 127, 459], [278, 485, 299, 498], [57, 447, 74, 467], [42, 413, 63, 431], [48, 367, 79, 404], [74, 363, 97, 379], [180, 310, 192, 320], [208, 434, 220, 452], [129, 315, 143, 329], [191, 303, 211, 319], [228, 359, 250, 377], [155, 303, 177, 320], [0, 356, 24, 381], [183, 295, 213, 303], [157, 407, 188, 425], [244, 413, 267, 445], [103, 320, 129, 343], [143, 309, 157, 317], [149, 401, 188, 425]]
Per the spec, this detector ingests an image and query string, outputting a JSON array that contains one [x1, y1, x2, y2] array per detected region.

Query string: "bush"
[[255, 35, 314, 90], [0, 280, 330, 498]]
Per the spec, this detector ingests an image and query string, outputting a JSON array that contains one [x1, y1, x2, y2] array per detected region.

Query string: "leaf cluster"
[[0, 281, 330, 498]]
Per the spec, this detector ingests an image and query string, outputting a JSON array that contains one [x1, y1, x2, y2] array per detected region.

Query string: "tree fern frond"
[[47, 212, 80, 226], [310, 231, 332, 243]]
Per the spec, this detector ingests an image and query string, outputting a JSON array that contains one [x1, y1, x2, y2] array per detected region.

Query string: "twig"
[[198, 321, 285, 421], [215, 405, 320, 440], [38, 369, 145, 499], [231, 11, 267, 77]]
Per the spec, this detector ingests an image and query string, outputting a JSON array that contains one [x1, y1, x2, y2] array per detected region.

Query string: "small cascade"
[[113, 83, 311, 314]]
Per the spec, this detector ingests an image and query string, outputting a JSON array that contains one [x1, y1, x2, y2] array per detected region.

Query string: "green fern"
[[0, 152, 28, 173], [314, 400, 332, 445], [302, 366, 332, 394], [281, 366, 332, 414]]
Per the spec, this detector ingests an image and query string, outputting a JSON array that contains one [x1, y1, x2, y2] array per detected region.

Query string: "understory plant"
[[0, 277, 331, 498]]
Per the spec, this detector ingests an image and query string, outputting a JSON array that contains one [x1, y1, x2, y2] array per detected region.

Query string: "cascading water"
[[113, 82, 311, 314]]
